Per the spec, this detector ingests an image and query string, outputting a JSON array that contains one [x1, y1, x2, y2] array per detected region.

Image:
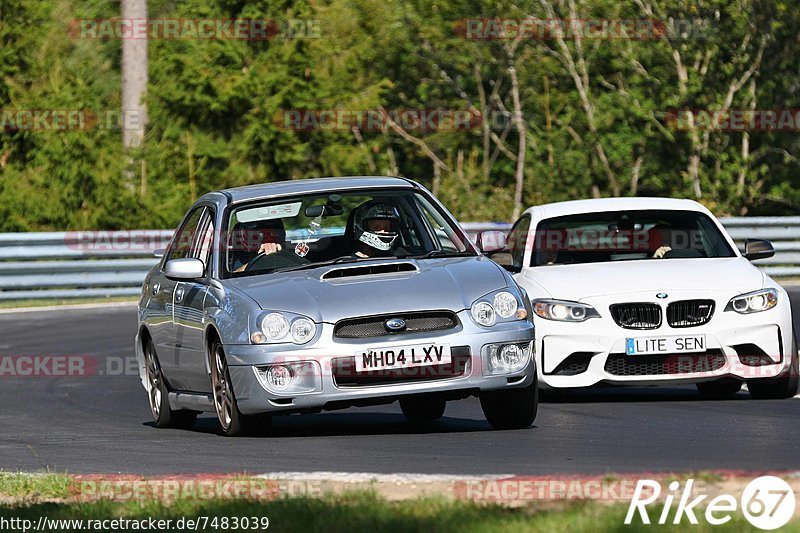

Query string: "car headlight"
[[725, 288, 779, 314], [470, 290, 528, 327], [252, 312, 318, 344], [290, 318, 316, 344], [262, 313, 290, 340], [533, 299, 600, 322]]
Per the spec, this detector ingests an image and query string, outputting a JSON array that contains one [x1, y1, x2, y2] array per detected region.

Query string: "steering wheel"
[[244, 247, 310, 271]]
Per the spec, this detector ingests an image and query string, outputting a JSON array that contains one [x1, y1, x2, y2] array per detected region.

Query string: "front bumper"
[[223, 311, 535, 415], [535, 289, 794, 389]]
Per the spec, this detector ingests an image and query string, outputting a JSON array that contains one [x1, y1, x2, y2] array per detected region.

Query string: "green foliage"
[[1, 0, 799, 231]]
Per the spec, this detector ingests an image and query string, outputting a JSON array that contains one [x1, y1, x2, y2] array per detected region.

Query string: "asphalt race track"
[[0, 288, 798, 476]]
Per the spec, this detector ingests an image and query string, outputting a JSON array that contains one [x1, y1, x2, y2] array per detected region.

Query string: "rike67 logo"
[[626, 476, 796, 530]]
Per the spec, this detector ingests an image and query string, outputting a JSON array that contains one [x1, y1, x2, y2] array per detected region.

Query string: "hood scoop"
[[322, 261, 418, 280]]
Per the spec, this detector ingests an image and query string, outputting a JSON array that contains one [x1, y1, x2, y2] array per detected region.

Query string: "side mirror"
[[153, 248, 165, 259], [744, 239, 775, 261], [165, 258, 205, 280], [489, 252, 519, 273], [475, 230, 507, 254]]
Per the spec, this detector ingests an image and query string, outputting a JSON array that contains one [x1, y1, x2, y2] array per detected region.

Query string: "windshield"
[[224, 189, 472, 277], [531, 209, 736, 266]]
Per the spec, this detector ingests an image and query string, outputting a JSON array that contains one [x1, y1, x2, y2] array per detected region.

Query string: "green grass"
[[0, 490, 798, 532], [0, 472, 71, 500]]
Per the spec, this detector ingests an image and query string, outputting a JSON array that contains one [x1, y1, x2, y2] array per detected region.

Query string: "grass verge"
[[2, 492, 797, 533], [0, 473, 798, 533]]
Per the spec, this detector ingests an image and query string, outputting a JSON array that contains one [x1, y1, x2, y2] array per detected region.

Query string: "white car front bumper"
[[534, 288, 794, 388]]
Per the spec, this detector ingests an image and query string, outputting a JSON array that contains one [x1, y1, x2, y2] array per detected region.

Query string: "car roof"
[[219, 176, 418, 203], [526, 197, 709, 220]]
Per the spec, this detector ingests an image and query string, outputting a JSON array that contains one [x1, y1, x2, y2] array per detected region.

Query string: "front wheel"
[[480, 377, 538, 430], [399, 396, 446, 424], [143, 337, 197, 429], [748, 333, 799, 400], [210, 341, 271, 436]]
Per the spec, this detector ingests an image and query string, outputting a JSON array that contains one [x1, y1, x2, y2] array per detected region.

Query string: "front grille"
[[332, 347, 470, 387], [667, 300, 715, 328], [604, 350, 725, 376], [334, 311, 459, 339], [610, 303, 662, 330]]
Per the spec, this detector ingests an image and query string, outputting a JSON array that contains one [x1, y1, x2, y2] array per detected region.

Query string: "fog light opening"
[[486, 343, 529, 374], [265, 365, 294, 390], [498, 344, 523, 368]]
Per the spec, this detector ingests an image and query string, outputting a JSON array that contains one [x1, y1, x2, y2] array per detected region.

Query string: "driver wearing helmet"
[[351, 201, 403, 258]]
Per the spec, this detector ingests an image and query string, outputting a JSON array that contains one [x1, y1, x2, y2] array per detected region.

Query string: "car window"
[[507, 215, 531, 270], [194, 208, 215, 274], [413, 195, 466, 252], [531, 209, 736, 266], [165, 207, 205, 263], [224, 189, 472, 277]]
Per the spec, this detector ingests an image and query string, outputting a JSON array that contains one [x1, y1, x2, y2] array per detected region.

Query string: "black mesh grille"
[[604, 351, 725, 376], [548, 352, 594, 376], [667, 300, 715, 328], [610, 303, 662, 330], [334, 312, 459, 339], [332, 347, 470, 387], [734, 344, 779, 366]]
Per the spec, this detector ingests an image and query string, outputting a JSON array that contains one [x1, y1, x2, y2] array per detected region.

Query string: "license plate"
[[625, 335, 706, 356], [355, 343, 452, 372]]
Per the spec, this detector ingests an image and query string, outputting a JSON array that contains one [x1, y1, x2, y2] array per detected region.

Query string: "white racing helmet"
[[353, 201, 400, 252]]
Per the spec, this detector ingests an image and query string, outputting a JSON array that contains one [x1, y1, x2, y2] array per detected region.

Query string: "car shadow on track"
[[539, 385, 755, 403], [143, 413, 533, 438]]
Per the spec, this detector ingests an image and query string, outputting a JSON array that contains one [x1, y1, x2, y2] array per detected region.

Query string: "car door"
[[173, 206, 216, 392], [151, 206, 205, 378]]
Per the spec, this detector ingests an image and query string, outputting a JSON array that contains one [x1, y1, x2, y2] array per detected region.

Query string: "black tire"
[[480, 376, 539, 430], [748, 333, 799, 400], [696, 379, 742, 398], [399, 396, 446, 424], [143, 336, 198, 430], [210, 341, 271, 436]]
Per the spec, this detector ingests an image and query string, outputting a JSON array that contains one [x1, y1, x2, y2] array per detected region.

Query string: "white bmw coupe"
[[479, 198, 797, 399]]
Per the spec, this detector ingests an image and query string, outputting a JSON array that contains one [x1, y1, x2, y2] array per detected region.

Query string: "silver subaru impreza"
[[135, 177, 536, 436]]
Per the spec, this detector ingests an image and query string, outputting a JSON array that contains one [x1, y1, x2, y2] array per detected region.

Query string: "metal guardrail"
[[0, 230, 171, 301], [0, 219, 798, 300]]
